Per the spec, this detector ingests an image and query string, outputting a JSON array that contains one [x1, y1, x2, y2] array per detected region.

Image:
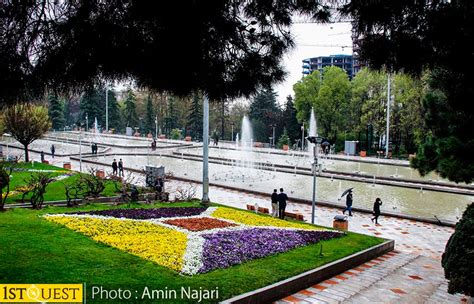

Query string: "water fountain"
[[308, 108, 317, 160]]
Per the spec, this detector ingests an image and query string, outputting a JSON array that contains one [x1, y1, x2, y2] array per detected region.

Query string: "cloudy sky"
[[273, 21, 353, 104]]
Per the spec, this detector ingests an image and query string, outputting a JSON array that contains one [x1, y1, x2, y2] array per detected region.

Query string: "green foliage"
[[164, 97, 178, 136], [170, 128, 182, 140], [281, 96, 301, 144], [294, 70, 321, 123], [249, 88, 281, 142], [123, 89, 139, 128], [47, 94, 65, 130], [21, 172, 54, 209], [80, 88, 105, 129], [3, 103, 51, 162], [277, 128, 290, 148], [442, 203, 474, 296], [187, 93, 202, 140], [144, 95, 155, 136]]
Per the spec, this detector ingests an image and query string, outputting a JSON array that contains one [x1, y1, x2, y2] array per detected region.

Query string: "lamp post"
[[105, 88, 109, 132], [85, 113, 89, 132], [230, 122, 234, 141], [385, 73, 392, 158], [271, 124, 276, 148], [301, 122, 305, 151], [307, 135, 322, 224], [202, 94, 210, 204], [79, 123, 83, 172], [155, 116, 158, 139]]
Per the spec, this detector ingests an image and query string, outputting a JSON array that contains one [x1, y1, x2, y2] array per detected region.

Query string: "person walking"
[[50, 144, 55, 158], [112, 159, 118, 175], [94, 143, 98, 154], [118, 158, 124, 177], [271, 189, 279, 218], [371, 198, 383, 225], [277, 188, 288, 220], [342, 190, 353, 216], [40, 151, 45, 163]]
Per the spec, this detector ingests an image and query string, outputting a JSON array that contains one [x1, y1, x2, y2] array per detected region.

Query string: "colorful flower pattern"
[[45, 206, 343, 275]]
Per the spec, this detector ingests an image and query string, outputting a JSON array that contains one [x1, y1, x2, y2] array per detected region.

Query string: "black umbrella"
[[339, 187, 354, 200]]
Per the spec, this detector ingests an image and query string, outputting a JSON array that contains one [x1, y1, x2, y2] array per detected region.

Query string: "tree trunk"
[[24, 144, 29, 162]]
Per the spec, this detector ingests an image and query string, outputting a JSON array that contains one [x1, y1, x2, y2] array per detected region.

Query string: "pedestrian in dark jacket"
[[371, 198, 383, 225], [118, 159, 124, 176], [342, 191, 353, 216], [112, 159, 118, 175], [40, 151, 45, 162], [50, 144, 55, 158], [277, 188, 288, 220], [271, 189, 278, 218]]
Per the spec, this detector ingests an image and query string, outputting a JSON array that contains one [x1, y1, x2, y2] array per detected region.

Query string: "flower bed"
[[164, 217, 237, 231], [45, 206, 343, 275], [72, 207, 208, 219]]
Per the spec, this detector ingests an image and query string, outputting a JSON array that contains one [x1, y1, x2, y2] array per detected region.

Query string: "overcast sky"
[[273, 21, 352, 104]]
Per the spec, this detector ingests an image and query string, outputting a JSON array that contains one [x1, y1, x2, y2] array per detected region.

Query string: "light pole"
[[385, 73, 392, 158], [155, 116, 158, 139], [79, 123, 83, 172], [307, 135, 322, 224], [105, 88, 109, 132], [230, 122, 234, 141], [85, 113, 89, 132], [301, 122, 305, 151], [271, 124, 276, 148], [202, 94, 210, 204]]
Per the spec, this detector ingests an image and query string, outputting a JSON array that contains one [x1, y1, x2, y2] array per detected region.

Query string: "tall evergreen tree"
[[80, 88, 104, 130], [249, 88, 281, 142], [104, 90, 122, 133], [187, 93, 203, 140], [123, 89, 139, 129], [47, 94, 65, 130], [282, 95, 300, 145], [144, 95, 155, 136], [164, 96, 178, 136]]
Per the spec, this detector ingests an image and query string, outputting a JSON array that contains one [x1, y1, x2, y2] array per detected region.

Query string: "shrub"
[[277, 128, 290, 148], [442, 202, 474, 296], [21, 172, 54, 209], [170, 128, 182, 140]]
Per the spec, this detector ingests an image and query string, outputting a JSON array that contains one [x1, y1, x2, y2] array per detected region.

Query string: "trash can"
[[333, 215, 348, 231]]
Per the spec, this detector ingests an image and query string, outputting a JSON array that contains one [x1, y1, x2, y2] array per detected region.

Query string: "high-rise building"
[[302, 54, 358, 79]]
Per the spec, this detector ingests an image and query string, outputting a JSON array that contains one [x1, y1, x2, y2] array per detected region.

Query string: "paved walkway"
[[8, 147, 470, 303]]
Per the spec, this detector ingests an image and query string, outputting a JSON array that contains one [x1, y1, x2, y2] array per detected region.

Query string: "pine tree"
[[282, 95, 301, 145], [80, 88, 104, 129], [104, 90, 122, 133], [123, 88, 139, 128], [144, 95, 155, 136], [48, 94, 65, 130], [164, 96, 178, 136], [187, 93, 203, 140], [249, 88, 281, 142]]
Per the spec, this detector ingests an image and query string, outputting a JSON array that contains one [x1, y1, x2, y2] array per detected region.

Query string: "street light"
[[271, 124, 276, 148], [230, 122, 235, 141], [301, 122, 305, 151], [307, 135, 323, 224], [105, 88, 109, 132], [85, 113, 89, 132], [155, 116, 158, 139], [79, 123, 83, 172]]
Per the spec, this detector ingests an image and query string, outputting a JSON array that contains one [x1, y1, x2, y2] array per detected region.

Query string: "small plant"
[[277, 128, 290, 149], [0, 162, 15, 210], [64, 180, 85, 207], [170, 128, 182, 140], [174, 183, 197, 202], [21, 172, 54, 209]]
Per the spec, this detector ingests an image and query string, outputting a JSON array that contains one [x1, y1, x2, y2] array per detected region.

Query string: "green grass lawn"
[[0, 202, 384, 303], [2, 162, 120, 203]]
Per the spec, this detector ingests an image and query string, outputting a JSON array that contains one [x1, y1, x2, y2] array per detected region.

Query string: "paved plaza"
[[3, 139, 471, 303]]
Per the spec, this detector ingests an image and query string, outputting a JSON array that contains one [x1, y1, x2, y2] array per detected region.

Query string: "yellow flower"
[[212, 207, 322, 230], [45, 216, 187, 271]]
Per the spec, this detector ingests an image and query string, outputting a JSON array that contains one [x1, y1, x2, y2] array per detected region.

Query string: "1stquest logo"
[[0, 284, 83, 303]]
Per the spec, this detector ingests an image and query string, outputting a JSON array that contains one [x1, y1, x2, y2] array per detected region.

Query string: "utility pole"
[[202, 94, 210, 204], [301, 121, 305, 151], [385, 73, 391, 158], [85, 113, 89, 132], [105, 88, 109, 132]]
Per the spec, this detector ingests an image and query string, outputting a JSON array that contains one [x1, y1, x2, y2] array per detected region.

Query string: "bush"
[[170, 128, 182, 140], [277, 128, 290, 148], [442, 202, 474, 296]]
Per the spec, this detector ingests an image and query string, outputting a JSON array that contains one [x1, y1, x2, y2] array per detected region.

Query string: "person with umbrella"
[[341, 188, 354, 216], [371, 198, 383, 225]]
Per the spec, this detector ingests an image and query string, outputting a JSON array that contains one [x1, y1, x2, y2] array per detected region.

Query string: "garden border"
[[221, 239, 394, 304]]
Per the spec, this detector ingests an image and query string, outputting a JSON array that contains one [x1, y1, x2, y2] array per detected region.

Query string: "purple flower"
[[71, 207, 207, 219], [199, 228, 342, 273]]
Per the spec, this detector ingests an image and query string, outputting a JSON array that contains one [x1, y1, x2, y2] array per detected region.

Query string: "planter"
[[133, 132, 141, 137], [42, 160, 49, 164], [283, 145, 289, 151], [159, 134, 166, 139], [246, 204, 255, 211], [333, 219, 348, 231], [147, 133, 153, 138], [63, 162, 71, 170], [185, 136, 192, 142], [257, 207, 269, 214], [360, 150, 367, 157]]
